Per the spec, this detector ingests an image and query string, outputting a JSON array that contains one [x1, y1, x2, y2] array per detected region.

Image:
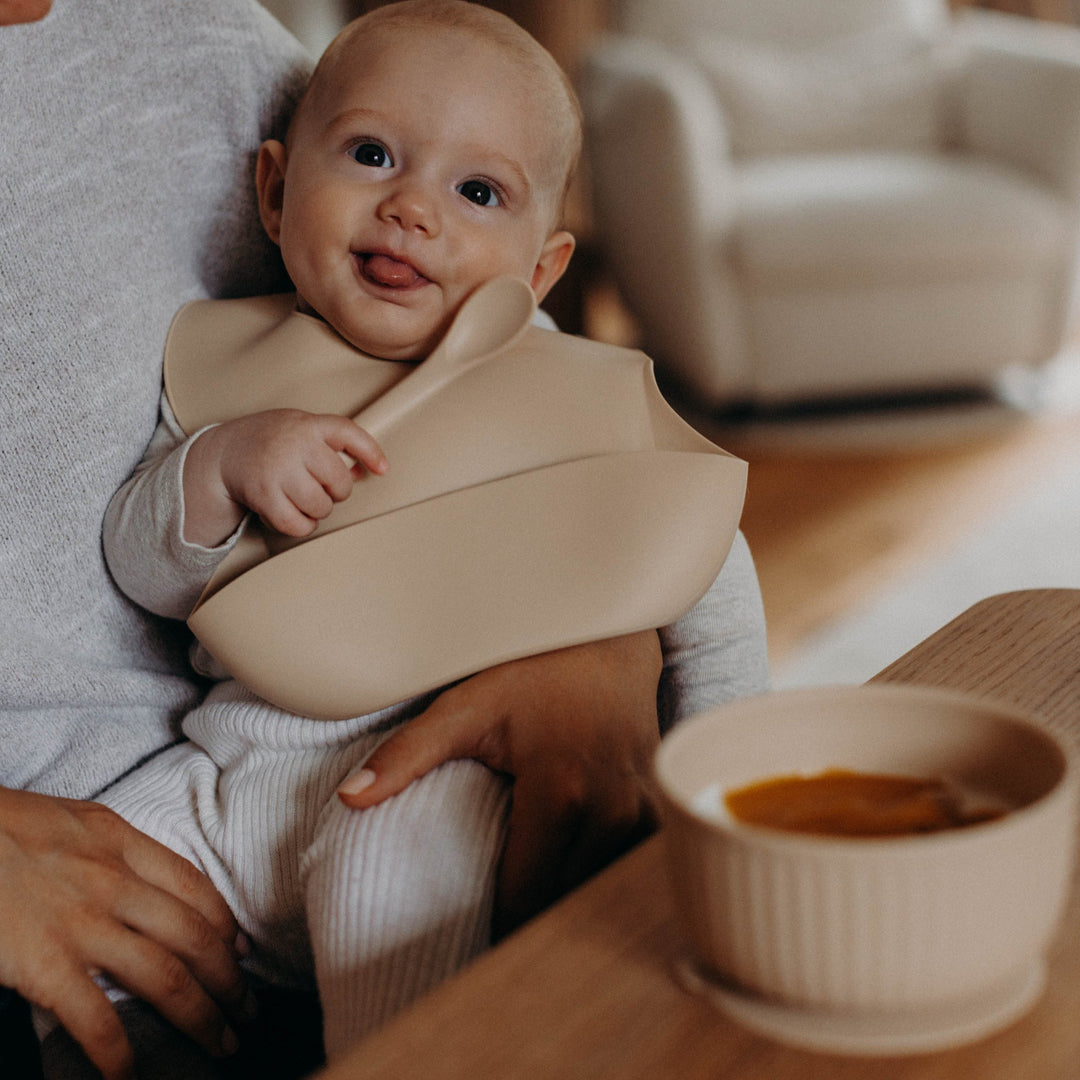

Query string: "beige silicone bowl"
[[654, 684, 1077, 1055]]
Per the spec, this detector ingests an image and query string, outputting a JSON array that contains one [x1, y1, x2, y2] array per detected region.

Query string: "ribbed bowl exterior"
[[655, 685, 1077, 1013], [662, 797, 1072, 1010]]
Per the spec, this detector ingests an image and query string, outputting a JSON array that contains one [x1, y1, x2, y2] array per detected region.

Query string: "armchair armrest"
[[953, 9, 1080, 203], [580, 36, 753, 400], [581, 34, 738, 241]]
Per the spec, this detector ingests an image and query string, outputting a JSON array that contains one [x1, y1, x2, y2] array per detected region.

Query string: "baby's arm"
[[182, 409, 387, 547], [103, 397, 385, 619], [657, 530, 771, 730], [104, 395, 225, 619]]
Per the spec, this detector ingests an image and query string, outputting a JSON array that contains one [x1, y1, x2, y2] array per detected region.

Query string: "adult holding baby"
[[0, 0, 768, 1076]]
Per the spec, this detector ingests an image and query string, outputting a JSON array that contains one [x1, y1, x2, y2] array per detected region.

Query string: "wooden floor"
[[582, 280, 1080, 668], [722, 410, 1080, 666]]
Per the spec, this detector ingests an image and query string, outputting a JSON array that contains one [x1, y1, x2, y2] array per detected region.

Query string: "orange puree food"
[[724, 769, 1006, 837]]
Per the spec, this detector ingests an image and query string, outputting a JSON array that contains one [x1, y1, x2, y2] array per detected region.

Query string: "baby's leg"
[[303, 758, 509, 1059]]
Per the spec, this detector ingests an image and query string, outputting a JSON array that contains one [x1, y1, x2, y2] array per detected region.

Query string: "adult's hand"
[[338, 631, 663, 936], [0, 786, 254, 1080]]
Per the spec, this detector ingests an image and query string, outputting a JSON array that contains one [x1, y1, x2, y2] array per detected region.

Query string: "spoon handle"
[[354, 275, 536, 441]]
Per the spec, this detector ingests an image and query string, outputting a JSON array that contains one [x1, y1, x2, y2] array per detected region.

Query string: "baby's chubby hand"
[[183, 409, 387, 546]]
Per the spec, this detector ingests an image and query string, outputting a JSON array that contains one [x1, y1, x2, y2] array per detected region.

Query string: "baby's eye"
[[349, 142, 392, 169], [457, 180, 500, 207]]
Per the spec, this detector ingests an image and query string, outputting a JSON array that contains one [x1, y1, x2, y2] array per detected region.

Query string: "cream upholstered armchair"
[[580, 0, 1080, 409]]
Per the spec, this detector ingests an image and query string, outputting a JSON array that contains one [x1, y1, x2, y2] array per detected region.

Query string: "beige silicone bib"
[[165, 277, 747, 719]]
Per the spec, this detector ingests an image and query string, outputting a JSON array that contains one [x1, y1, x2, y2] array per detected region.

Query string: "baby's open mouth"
[[357, 252, 428, 289]]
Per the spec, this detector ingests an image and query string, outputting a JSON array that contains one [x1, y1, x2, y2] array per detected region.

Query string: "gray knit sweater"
[[0, 0, 311, 798]]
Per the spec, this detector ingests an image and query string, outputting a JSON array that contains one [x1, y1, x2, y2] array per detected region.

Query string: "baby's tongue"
[[363, 253, 422, 288]]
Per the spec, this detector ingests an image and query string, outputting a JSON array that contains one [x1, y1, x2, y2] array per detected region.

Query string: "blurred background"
[[258, 0, 1080, 685]]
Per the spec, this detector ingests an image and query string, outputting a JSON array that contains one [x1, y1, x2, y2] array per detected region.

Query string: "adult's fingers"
[[0, 794, 249, 1071], [36, 965, 135, 1080], [337, 686, 496, 808], [107, 860, 253, 1035], [95, 922, 241, 1061], [28, 916, 240, 1078], [117, 816, 240, 951]]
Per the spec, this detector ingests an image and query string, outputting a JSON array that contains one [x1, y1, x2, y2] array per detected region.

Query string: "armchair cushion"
[[691, 24, 959, 158], [734, 152, 1073, 286]]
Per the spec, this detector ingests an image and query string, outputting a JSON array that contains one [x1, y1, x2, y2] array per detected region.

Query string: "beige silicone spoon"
[[350, 274, 536, 443]]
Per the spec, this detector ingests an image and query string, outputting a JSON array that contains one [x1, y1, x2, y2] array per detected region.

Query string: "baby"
[[177, 0, 579, 548], [51, 1, 761, 1073]]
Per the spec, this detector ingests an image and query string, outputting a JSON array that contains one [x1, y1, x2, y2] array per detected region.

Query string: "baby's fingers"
[[328, 418, 388, 478]]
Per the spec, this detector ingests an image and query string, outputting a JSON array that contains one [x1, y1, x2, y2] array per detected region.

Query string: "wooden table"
[[317, 588, 1080, 1079]]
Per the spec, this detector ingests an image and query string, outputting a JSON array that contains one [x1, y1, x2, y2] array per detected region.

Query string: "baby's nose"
[[377, 182, 440, 236]]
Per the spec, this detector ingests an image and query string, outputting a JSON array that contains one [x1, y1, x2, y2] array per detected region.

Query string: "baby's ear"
[[530, 230, 576, 304], [255, 140, 289, 246]]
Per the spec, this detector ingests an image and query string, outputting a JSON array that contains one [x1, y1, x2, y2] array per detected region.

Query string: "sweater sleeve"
[[656, 529, 770, 732], [103, 393, 247, 621]]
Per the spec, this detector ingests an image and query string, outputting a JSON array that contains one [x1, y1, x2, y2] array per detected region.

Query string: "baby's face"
[[260, 26, 572, 360]]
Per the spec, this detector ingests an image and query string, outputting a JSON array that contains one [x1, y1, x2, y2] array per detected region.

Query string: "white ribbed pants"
[[99, 679, 509, 1059]]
